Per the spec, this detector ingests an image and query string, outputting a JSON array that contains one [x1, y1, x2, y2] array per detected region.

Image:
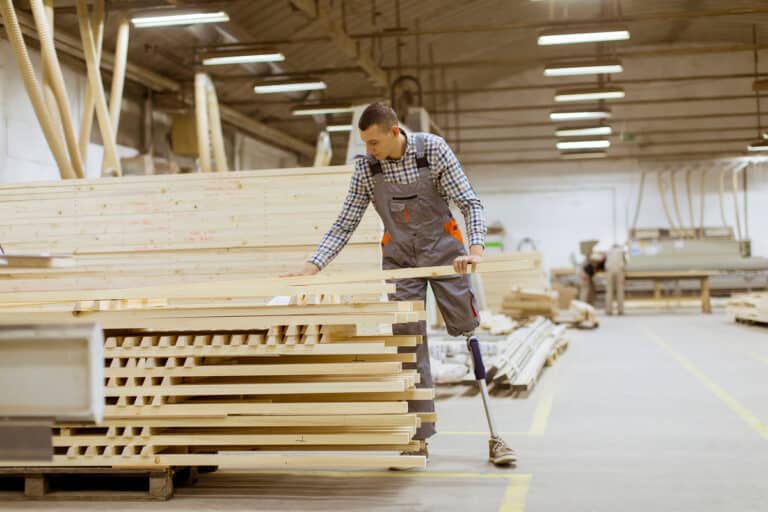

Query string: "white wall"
[[465, 158, 768, 272], [0, 41, 300, 183]]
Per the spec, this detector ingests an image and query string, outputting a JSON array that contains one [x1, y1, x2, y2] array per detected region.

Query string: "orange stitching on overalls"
[[381, 232, 391, 246], [443, 218, 464, 244]]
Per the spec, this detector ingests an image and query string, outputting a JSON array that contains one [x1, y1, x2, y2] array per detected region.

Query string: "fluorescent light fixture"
[[556, 125, 613, 137], [131, 11, 229, 28], [327, 125, 353, 132], [748, 140, 768, 152], [560, 150, 609, 160], [538, 27, 630, 46], [557, 140, 611, 150], [254, 79, 326, 94], [550, 109, 612, 121], [202, 51, 285, 66], [555, 87, 625, 102], [292, 105, 354, 116], [544, 60, 623, 77]]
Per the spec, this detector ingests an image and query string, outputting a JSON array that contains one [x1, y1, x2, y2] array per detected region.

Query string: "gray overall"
[[364, 133, 480, 440]]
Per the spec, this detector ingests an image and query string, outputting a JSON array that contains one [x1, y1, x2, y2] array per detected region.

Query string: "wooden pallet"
[[0, 466, 175, 500]]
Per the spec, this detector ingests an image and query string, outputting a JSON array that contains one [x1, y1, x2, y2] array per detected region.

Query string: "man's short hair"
[[358, 102, 398, 131]]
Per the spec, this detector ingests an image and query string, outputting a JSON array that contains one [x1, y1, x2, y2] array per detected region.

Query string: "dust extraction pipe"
[[75, 0, 121, 176], [731, 164, 747, 240], [194, 72, 212, 172], [685, 165, 695, 230], [102, 16, 129, 174], [657, 169, 678, 230], [668, 168, 685, 231], [30, 0, 85, 178], [699, 165, 708, 236], [77, 0, 104, 161], [195, 72, 228, 172], [0, 0, 75, 179]]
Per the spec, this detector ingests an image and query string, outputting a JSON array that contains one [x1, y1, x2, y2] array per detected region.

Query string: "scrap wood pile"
[[727, 292, 768, 326], [477, 253, 547, 313], [0, 168, 542, 471], [500, 288, 559, 320]]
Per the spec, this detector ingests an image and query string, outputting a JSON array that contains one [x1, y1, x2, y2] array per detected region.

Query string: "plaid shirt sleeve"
[[308, 160, 372, 269], [431, 137, 487, 247]]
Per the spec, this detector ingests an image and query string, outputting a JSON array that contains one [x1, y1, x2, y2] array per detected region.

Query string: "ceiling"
[[32, 0, 768, 166]]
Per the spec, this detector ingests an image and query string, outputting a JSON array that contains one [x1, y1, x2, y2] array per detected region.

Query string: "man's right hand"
[[280, 262, 321, 278]]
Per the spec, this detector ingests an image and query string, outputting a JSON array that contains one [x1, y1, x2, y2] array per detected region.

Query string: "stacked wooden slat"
[[0, 299, 429, 470], [488, 317, 568, 392], [727, 292, 768, 325], [477, 252, 546, 313], [0, 166, 381, 296], [500, 288, 559, 320]]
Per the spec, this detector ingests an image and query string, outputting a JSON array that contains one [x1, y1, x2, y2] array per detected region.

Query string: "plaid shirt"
[[309, 131, 486, 269]]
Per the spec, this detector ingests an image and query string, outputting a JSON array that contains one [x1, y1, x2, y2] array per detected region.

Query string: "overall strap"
[[414, 133, 429, 170]]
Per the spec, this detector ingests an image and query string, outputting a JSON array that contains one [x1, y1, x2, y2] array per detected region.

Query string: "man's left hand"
[[453, 254, 481, 274]]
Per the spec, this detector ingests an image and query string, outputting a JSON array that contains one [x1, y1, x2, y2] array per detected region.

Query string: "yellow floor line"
[[646, 328, 768, 441], [527, 380, 556, 436], [499, 473, 532, 512]]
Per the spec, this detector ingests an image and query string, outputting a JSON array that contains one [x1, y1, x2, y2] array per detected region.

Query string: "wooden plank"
[[103, 361, 402, 378], [103, 401, 409, 417]]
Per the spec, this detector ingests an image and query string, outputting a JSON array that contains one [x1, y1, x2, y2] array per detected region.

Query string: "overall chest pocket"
[[389, 196, 416, 224]]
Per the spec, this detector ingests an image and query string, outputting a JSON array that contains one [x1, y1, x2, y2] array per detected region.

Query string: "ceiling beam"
[[289, 0, 389, 88], [0, 8, 314, 159], [460, 150, 752, 167], [432, 94, 760, 115], [346, 6, 768, 40]]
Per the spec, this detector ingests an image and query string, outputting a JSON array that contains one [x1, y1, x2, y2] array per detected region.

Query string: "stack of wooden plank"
[[500, 288, 559, 320], [0, 166, 382, 296], [477, 252, 546, 313], [0, 298, 429, 470], [0, 166, 543, 475], [727, 292, 768, 325]]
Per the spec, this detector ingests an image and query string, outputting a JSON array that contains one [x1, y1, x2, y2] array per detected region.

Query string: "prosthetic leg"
[[465, 332, 517, 466]]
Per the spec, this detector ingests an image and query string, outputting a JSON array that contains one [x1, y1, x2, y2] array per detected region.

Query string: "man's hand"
[[453, 244, 484, 274], [280, 262, 321, 278]]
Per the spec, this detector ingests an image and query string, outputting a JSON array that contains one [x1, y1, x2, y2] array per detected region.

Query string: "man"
[[285, 103, 515, 466], [604, 243, 626, 315]]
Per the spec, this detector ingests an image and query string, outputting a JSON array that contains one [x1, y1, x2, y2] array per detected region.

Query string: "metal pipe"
[[657, 170, 678, 230], [206, 80, 228, 172]]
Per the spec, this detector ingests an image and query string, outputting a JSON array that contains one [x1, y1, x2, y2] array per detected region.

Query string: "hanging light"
[[544, 60, 623, 77], [550, 109, 612, 121], [202, 50, 285, 66], [555, 87, 625, 102], [254, 79, 326, 94], [556, 125, 613, 137], [538, 26, 630, 46], [131, 11, 229, 28], [326, 125, 353, 132], [292, 105, 354, 116], [557, 139, 611, 150]]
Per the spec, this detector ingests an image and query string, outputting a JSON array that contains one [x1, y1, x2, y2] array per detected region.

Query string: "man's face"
[[359, 123, 398, 160]]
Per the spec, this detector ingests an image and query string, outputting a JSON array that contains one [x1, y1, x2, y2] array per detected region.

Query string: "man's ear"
[[391, 125, 400, 137]]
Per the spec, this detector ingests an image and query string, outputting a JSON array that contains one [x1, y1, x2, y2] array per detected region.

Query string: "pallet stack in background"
[[727, 292, 768, 326]]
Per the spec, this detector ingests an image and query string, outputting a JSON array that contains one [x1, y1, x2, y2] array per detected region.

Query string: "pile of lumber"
[[0, 167, 544, 472], [487, 317, 568, 392], [500, 288, 559, 320], [727, 292, 768, 325], [0, 297, 430, 470], [477, 252, 546, 313], [0, 166, 382, 296]]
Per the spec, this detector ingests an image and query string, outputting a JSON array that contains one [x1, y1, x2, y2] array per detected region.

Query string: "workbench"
[[623, 270, 719, 314]]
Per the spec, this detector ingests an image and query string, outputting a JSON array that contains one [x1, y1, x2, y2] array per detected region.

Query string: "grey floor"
[[2, 311, 767, 511]]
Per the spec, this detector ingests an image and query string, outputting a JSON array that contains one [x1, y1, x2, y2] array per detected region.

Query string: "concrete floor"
[[2, 311, 766, 511]]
